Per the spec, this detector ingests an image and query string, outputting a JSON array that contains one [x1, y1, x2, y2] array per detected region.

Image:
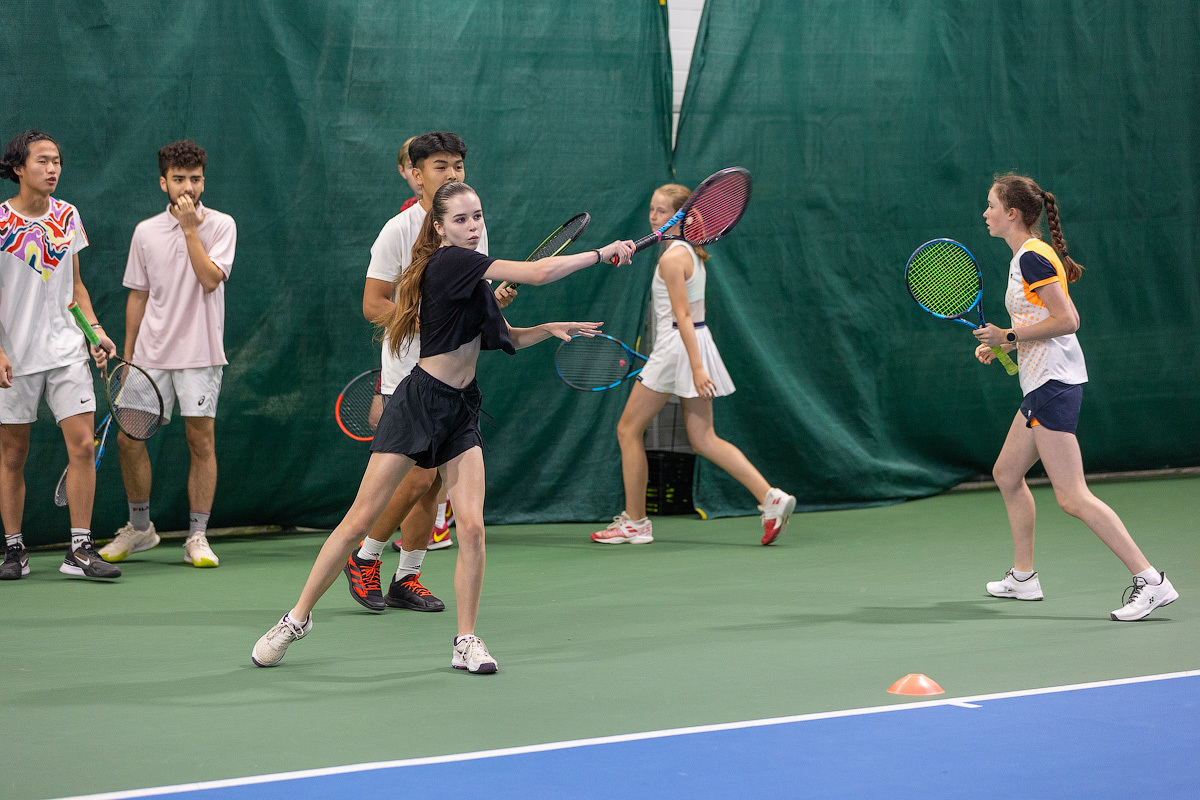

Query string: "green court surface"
[[3, 477, 1197, 800]]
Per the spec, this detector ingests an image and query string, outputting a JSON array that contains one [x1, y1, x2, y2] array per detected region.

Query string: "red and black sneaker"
[[343, 549, 385, 611], [385, 571, 445, 612]]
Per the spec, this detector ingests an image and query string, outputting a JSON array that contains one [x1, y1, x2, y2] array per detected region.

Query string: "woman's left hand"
[[972, 323, 1008, 347], [692, 366, 716, 399], [494, 285, 517, 308], [546, 321, 603, 341]]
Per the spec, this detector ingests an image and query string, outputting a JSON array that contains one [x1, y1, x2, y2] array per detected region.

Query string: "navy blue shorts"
[[1019, 379, 1083, 434], [370, 366, 483, 469]]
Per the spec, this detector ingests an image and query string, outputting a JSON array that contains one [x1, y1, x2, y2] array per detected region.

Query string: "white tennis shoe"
[[590, 512, 653, 544], [759, 488, 796, 545], [452, 634, 498, 674], [986, 569, 1044, 600], [184, 533, 220, 568], [252, 613, 312, 667], [1111, 573, 1178, 621], [99, 522, 160, 563]]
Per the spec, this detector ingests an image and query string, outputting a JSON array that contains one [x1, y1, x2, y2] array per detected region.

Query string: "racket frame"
[[498, 212, 591, 292], [619, 167, 752, 262], [554, 333, 649, 392], [54, 414, 112, 507], [335, 368, 382, 441]]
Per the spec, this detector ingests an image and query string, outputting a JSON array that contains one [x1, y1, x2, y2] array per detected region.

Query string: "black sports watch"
[[1006, 329, 1017, 343]]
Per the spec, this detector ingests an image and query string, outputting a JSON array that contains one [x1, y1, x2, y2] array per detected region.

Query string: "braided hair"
[[992, 173, 1084, 282]]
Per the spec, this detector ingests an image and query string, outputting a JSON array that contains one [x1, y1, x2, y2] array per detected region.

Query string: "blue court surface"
[[62, 671, 1199, 800]]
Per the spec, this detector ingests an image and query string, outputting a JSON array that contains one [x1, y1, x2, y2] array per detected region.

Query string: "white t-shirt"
[[1004, 238, 1088, 395], [0, 198, 90, 376], [123, 204, 237, 369], [366, 203, 489, 394]]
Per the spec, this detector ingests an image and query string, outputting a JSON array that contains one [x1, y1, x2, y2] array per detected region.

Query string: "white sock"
[[129, 501, 151, 531], [395, 548, 426, 579], [357, 538, 386, 561], [1135, 567, 1161, 585], [5, 533, 22, 548], [434, 502, 448, 529], [70, 529, 91, 550], [1012, 569, 1035, 581], [188, 512, 210, 538]]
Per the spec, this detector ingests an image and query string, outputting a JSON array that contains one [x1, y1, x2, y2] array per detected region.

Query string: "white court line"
[[56, 668, 1200, 800]]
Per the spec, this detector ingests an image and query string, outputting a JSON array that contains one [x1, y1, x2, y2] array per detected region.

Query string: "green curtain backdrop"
[[674, 0, 1200, 517], [3, 1, 672, 546]]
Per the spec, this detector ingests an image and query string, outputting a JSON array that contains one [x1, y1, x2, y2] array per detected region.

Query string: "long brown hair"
[[655, 183, 709, 262], [376, 181, 478, 356], [992, 173, 1084, 282]]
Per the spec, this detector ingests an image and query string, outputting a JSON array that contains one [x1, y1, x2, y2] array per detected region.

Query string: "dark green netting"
[[3, 1, 672, 545], [673, 1, 1200, 518]]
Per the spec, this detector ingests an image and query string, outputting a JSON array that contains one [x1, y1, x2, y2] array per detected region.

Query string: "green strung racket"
[[905, 239, 1018, 376]]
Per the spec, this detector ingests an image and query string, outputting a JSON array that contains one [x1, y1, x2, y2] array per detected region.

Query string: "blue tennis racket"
[[555, 334, 648, 392], [54, 414, 112, 507]]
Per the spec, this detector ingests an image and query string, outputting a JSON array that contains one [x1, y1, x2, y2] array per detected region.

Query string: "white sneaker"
[[184, 533, 219, 568], [590, 512, 653, 544], [99, 522, 160, 563], [759, 488, 796, 545], [1111, 572, 1179, 621], [986, 569, 1044, 600], [452, 634, 498, 674], [252, 613, 312, 667]]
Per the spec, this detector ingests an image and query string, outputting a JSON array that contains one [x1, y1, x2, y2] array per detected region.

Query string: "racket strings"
[[531, 216, 589, 261], [109, 365, 163, 439], [556, 337, 633, 389], [907, 244, 980, 316], [337, 375, 379, 438], [680, 174, 751, 244]]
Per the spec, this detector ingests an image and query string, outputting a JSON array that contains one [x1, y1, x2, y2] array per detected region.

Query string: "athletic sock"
[[1135, 566, 1161, 585], [188, 512, 210, 539], [357, 538, 386, 561], [129, 501, 151, 531], [395, 548, 427, 579], [434, 502, 448, 529], [5, 533, 22, 549], [1012, 569, 1035, 581], [70, 529, 91, 550]]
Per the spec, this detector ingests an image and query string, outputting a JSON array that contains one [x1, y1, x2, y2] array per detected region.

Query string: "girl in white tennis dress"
[[592, 184, 796, 546]]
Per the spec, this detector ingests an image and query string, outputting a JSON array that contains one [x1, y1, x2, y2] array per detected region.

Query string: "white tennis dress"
[[637, 241, 735, 398]]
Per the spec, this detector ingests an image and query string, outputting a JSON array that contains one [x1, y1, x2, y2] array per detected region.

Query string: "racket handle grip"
[[991, 346, 1019, 376], [68, 302, 101, 347], [611, 233, 663, 264]]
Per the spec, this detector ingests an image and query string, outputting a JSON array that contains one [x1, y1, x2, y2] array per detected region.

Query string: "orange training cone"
[[887, 673, 945, 696]]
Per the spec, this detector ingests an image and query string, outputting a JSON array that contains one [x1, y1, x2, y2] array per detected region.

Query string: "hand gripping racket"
[[68, 302, 166, 439], [497, 212, 591, 292], [335, 368, 382, 441], [54, 414, 112, 507], [615, 167, 752, 263], [905, 239, 1019, 376], [555, 334, 648, 392]]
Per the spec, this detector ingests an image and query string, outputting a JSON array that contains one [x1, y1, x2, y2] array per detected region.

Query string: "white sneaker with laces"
[[759, 488, 796, 545], [1111, 572, 1178, 621], [184, 533, 219, 568], [252, 613, 312, 667], [452, 634, 498, 674], [590, 512, 653, 544], [99, 522, 160, 563], [986, 569, 1044, 600]]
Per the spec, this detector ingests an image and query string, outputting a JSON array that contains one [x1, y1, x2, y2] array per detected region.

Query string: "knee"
[[616, 416, 643, 444], [0, 443, 28, 472], [992, 463, 1022, 493], [1054, 490, 1087, 519], [454, 517, 484, 547], [185, 431, 216, 460], [686, 430, 719, 459]]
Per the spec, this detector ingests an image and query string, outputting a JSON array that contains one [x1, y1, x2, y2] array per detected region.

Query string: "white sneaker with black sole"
[[452, 634, 498, 674], [252, 613, 312, 666], [1111, 573, 1178, 621], [986, 569, 1043, 600]]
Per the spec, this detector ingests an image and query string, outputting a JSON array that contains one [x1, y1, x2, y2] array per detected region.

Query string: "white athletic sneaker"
[[252, 613, 312, 667], [1111, 572, 1179, 621], [986, 569, 1044, 600], [183, 533, 219, 568], [590, 512, 653, 544], [99, 522, 160, 563], [759, 488, 797, 545], [452, 634, 498, 674]]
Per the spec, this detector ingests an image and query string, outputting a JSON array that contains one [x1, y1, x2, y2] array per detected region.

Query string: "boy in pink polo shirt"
[[100, 140, 236, 568]]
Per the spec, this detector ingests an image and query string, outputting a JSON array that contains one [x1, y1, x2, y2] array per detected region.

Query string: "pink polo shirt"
[[123, 203, 236, 369]]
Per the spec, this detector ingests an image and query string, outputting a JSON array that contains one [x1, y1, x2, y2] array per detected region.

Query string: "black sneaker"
[[385, 571, 445, 611], [1, 543, 30, 580], [343, 550, 385, 611], [60, 541, 121, 579]]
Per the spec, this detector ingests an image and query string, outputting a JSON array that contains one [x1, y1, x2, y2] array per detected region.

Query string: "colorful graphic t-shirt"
[[1004, 238, 1088, 395], [0, 198, 90, 375]]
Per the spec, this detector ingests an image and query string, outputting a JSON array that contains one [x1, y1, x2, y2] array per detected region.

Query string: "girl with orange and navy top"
[[974, 173, 1178, 622]]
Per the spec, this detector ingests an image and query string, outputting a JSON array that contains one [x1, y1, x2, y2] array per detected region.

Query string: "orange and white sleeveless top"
[[1004, 238, 1088, 395]]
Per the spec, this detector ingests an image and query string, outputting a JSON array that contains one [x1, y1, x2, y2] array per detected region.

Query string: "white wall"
[[667, 0, 705, 145]]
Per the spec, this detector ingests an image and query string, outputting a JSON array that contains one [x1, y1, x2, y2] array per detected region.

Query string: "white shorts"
[[144, 365, 223, 423], [0, 361, 96, 424], [637, 325, 736, 399]]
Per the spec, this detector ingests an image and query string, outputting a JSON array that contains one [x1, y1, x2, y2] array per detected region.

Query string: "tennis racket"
[[68, 302, 166, 439], [905, 239, 1019, 376], [615, 167, 752, 263], [54, 414, 112, 507], [335, 368, 382, 441], [497, 212, 591, 292], [555, 334, 648, 392]]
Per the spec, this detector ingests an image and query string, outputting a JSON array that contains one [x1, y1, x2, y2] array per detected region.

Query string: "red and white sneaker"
[[759, 488, 796, 545], [591, 512, 653, 544], [428, 500, 454, 550]]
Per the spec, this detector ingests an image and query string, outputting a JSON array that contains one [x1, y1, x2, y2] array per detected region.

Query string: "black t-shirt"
[[419, 245, 515, 357]]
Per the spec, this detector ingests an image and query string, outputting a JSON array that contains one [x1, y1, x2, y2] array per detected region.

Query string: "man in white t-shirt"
[[99, 140, 237, 569], [0, 130, 120, 581], [342, 131, 515, 612]]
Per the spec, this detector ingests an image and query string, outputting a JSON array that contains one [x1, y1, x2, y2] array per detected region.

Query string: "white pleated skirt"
[[638, 325, 736, 398]]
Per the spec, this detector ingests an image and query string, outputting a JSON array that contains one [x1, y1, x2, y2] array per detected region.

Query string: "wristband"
[[593, 249, 602, 265], [91, 323, 103, 329]]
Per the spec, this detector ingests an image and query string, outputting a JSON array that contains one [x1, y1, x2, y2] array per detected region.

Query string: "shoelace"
[[1120, 576, 1149, 607], [401, 573, 433, 596], [360, 559, 382, 592]]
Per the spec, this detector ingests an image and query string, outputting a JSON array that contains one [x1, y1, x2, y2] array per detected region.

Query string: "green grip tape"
[[68, 302, 101, 347]]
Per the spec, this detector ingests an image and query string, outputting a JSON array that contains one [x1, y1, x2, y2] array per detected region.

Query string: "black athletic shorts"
[[1019, 379, 1083, 434], [370, 365, 483, 469]]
